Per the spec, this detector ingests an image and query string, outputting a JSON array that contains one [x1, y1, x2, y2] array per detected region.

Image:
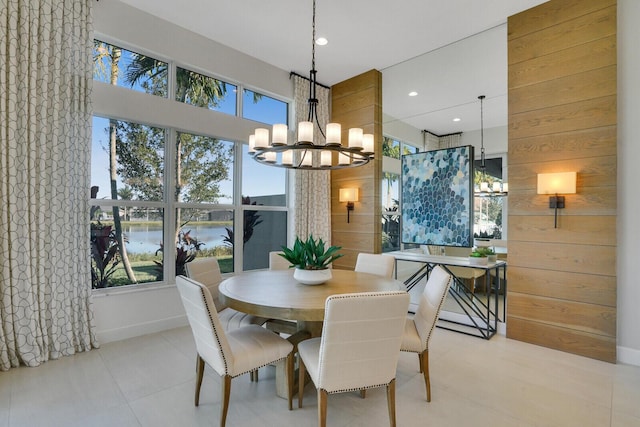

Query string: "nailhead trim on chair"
[[422, 276, 453, 351], [197, 283, 230, 375]]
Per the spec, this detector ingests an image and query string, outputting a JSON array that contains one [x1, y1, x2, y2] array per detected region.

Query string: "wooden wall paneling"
[[509, 65, 617, 113], [330, 69, 382, 270], [507, 0, 616, 362], [509, 96, 617, 140], [508, 215, 616, 246], [508, 266, 616, 307], [508, 6, 616, 65], [508, 126, 617, 165], [509, 36, 617, 89], [508, 0, 616, 40], [507, 317, 616, 363], [508, 292, 616, 336]]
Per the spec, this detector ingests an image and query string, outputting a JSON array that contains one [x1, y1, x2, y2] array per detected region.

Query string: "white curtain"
[[0, 0, 97, 370], [292, 75, 331, 243]]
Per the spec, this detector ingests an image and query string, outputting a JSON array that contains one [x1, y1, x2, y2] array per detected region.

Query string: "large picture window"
[[91, 39, 290, 289]]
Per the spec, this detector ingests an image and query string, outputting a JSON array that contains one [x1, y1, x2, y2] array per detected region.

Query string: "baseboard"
[[617, 345, 640, 367], [95, 314, 188, 345]]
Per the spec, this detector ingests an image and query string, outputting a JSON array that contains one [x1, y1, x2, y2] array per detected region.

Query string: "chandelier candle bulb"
[[254, 128, 269, 149], [502, 183, 508, 192], [480, 182, 489, 192], [326, 123, 341, 146], [248, 134, 256, 153], [301, 150, 313, 167], [272, 124, 288, 146], [298, 121, 314, 144], [338, 151, 351, 165], [362, 133, 374, 154], [320, 150, 332, 167], [493, 182, 501, 192], [282, 150, 293, 165], [348, 128, 363, 150]]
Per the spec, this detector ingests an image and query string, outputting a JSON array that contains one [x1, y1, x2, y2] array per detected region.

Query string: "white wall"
[[92, 0, 293, 344], [616, 0, 640, 365]]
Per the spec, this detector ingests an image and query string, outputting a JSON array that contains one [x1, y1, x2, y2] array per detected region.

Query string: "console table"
[[387, 250, 506, 339]]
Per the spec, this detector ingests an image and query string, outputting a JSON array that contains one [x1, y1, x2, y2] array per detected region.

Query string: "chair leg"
[[417, 352, 423, 373], [421, 350, 431, 402], [220, 375, 232, 427], [386, 379, 397, 427], [286, 352, 294, 411], [194, 355, 205, 406], [318, 389, 328, 427], [298, 357, 306, 408], [360, 389, 366, 398]]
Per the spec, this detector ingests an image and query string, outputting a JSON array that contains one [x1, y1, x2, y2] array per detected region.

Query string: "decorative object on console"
[[248, 0, 373, 170], [537, 171, 577, 228]]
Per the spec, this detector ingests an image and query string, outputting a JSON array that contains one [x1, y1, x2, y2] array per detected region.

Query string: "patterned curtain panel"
[[292, 75, 331, 243], [0, 0, 97, 370]]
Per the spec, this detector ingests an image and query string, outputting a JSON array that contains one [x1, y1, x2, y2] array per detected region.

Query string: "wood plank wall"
[[330, 70, 383, 270], [507, 0, 617, 362]]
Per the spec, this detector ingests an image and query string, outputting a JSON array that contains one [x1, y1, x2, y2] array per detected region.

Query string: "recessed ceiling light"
[[315, 37, 328, 46], [408, 91, 418, 97], [453, 117, 461, 122]]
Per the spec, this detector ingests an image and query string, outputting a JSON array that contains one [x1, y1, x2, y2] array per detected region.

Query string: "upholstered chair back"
[[354, 253, 395, 278], [175, 275, 232, 376], [185, 257, 225, 311], [316, 291, 409, 393], [269, 251, 291, 270], [413, 266, 452, 349]]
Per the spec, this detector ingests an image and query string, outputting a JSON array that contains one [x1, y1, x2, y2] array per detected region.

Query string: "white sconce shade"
[[339, 188, 359, 202], [537, 172, 577, 194], [263, 151, 276, 163], [248, 134, 256, 153], [502, 182, 508, 193], [480, 182, 489, 192], [254, 128, 269, 149], [493, 182, 501, 192], [326, 123, 341, 146], [338, 151, 351, 165], [272, 124, 288, 146], [298, 121, 314, 144], [348, 128, 363, 150]]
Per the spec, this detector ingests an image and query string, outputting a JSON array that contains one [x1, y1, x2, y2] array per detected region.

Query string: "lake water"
[[123, 224, 229, 254]]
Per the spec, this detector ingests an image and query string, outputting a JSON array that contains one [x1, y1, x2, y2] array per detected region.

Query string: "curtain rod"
[[289, 71, 330, 90]]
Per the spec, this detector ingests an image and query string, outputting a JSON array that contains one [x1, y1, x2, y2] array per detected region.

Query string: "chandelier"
[[474, 95, 508, 197], [249, 0, 373, 169]]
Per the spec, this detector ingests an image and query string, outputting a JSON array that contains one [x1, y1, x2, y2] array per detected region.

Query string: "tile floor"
[[1, 326, 639, 427]]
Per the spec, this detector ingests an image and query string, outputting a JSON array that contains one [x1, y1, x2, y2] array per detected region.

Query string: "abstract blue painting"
[[401, 146, 474, 247]]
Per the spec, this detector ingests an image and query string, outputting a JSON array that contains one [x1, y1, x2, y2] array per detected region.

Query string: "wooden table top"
[[219, 269, 406, 322]]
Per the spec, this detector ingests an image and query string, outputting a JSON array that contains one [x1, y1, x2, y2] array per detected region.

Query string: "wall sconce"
[[339, 188, 358, 223], [537, 172, 577, 228]]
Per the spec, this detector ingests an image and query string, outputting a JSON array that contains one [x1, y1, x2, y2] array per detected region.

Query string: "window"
[[91, 39, 290, 289], [242, 89, 288, 125], [93, 40, 167, 97], [473, 157, 506, 239], [176, 67, 237, 115]]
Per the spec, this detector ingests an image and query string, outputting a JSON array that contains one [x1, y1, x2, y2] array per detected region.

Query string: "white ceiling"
[[118, 0, 548, 135]]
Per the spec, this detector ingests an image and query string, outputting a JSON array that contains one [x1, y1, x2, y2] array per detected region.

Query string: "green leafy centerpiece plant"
[[279, 235, 343, 285]]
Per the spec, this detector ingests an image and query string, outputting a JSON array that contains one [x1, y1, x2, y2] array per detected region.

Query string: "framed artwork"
[[401, 145, 474, 247]]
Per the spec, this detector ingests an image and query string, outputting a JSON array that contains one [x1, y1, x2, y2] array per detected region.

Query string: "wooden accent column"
[[507, 0, 617, 362], [330, 70, 383, 270]]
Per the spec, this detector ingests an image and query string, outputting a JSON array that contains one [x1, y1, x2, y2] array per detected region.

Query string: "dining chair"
[[354, 253, 396, 278], [175, 275, 295, 427], [266, 251, 299, 335], [269, 250, 291, 270], [443, 246, 485, 294], [297, 291, 410, 427], [400, 265, 452, 403], [186, 257, 269, 330]]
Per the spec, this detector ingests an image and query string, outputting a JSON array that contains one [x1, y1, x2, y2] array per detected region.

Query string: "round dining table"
[[218, 268, 406, 323], [219, 268, 406, 398]]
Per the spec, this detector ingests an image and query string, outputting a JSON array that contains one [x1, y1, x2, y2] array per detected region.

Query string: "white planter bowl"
[[294, 268, 332, 285], [468, 256, 488, 266]]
